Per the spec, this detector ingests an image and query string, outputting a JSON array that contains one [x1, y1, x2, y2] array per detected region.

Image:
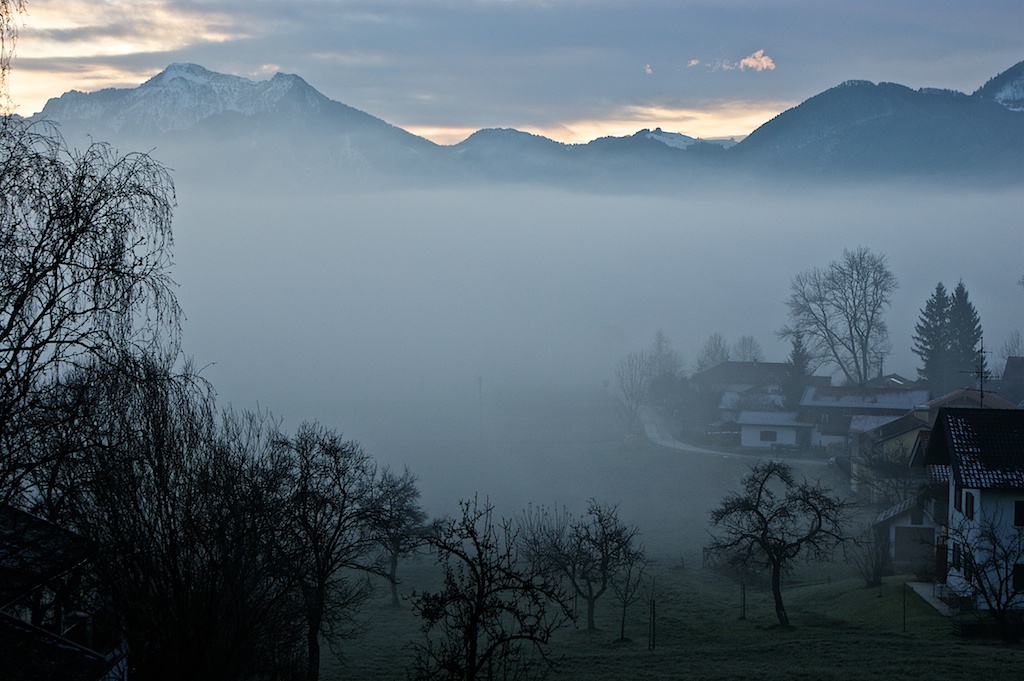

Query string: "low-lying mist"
[[170, 181, 1022, 547]]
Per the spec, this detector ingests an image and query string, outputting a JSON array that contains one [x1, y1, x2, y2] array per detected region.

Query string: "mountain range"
[[32, 61, 1024, 191]]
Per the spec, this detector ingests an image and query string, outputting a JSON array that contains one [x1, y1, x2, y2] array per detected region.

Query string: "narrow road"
[[640, 408, 830, 467]]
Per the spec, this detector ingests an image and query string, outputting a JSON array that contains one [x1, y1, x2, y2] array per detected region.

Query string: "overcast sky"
[[10, 1, 1024, 143]]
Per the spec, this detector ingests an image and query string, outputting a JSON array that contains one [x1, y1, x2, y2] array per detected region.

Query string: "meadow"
[[315, 390, 1023, 680], [327, 560, 1023, 680]]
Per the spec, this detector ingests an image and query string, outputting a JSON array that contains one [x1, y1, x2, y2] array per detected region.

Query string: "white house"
[[735, 411, 812, 449], [923, 408, 1024, 613]]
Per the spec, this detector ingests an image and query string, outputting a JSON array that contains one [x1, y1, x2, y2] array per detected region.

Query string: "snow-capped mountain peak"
[[38, 63, 328, 133]]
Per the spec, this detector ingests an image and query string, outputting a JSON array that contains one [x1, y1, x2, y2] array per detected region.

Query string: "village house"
[[735, 410, 813, 449], [0, 505, 127, 680], [921, 408, 1024, 616], [798, 384, 930, 452]]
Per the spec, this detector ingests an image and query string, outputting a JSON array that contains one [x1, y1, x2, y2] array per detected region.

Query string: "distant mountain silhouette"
[[34, 61, 1024, 190]]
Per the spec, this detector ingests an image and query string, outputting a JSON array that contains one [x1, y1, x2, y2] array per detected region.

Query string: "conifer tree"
[[949, 280, 986, 383], [912, 280, 985, 396], [912, 282, 952, 394], [783, 333, 813, 409]]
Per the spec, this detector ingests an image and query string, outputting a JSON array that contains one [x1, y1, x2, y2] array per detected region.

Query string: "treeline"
[[616, 245, 1020, 432], [0, 114, 651, 679]]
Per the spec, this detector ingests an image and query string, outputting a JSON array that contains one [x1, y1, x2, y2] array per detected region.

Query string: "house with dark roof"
[[916, 387, 1019, 425], [922, 408, 1024, 612], [994, 356, 1024, 406], [798, 384, 930, 450], [0, 506, 127, 680], [689, 361, 789, 423], [851, 411, 931, 504]]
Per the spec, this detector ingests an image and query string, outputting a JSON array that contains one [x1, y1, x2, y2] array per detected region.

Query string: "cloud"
[[737, 49, 775, 72], [687, 59, 700, 68], [645, 64, 653, 75]]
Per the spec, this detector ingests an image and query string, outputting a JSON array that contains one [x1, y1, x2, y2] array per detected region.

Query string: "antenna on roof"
[[970, 336, 991, 407]]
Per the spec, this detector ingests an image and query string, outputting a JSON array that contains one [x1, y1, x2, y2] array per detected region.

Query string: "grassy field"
[[318, 391, 1022, 679], [322, 558, 1024, 681]]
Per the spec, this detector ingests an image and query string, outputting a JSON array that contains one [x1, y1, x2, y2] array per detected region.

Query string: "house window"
[[1014, 564, 1024, 592], [965, 492, 975, 521], [1015, 500, 1024, 527], [759, 430, 777, 442], [964, 552, 974, 583], [911, 508, 923, 526], [954, 485, 962, 512], [952, 542, 961, 570]]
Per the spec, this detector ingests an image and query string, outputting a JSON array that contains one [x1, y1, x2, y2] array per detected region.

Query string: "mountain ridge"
[[33, 60, 1024, 189]]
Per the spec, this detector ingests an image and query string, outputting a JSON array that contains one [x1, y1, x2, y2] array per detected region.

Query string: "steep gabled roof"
[[924, 407, 1024, 489], [690, 361, 790, 386], [922, 387, 1018, 412]]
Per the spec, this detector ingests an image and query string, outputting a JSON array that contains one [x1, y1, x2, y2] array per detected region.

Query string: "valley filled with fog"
[[169, 180, 1022, 542]]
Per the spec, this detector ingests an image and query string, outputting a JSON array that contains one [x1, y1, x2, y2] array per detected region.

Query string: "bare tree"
[[519, 500, 642, 631], [650, 329, 682, 378], [999, 330, 1023, 366], [411, 497, 573, 681], [852, 439, 922, 507], [781, 247, 897, 386], [0, 0, 26, 112], [273, 422, 381, 681], [371, 465, 429, 607], [732, 335, 764, 363], [947, 511, 1024, 642], [1, 120, 178, 504], [696, 332, 730, 371], [708, 461, 852, 627], [60, 357, 304, 680], [610, 541, 648, 642], [615, 350, 653, 436]]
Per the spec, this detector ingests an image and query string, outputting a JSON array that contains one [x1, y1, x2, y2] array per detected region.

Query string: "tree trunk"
[[619, 600, 627, 640], [306, 624, 320, 681], [306, 591, 324, 681], [771, 561, 789, 627], [586, 597, 597, 631], [389, 552, 400, 607]]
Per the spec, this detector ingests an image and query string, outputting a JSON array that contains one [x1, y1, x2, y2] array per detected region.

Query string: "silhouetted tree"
[[372, 465, 429, 607], [695, 332, 730, 371], [615, 350, 653, 435], [708, 461, 852, 627], [948, 280, 986, 384], [273, 422, 381, 681], [914, 280, 986, 395], [0, 119, 179, 505], [520, 500, 642, 631], [64, 357, 304, 680], [913, 282, 954, 395], [650, 329, 682, 379], [732, 335, 764, 363], [947, 510, 1024, 642], [610, 540, 648, 642], [999, 330, 1023, 367], [782, 333, 813, 410], [411, 497, 573, 681], [781, 247, 897, 386]]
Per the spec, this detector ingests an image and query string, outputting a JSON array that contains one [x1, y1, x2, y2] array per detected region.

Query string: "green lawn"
[[323, 561, 1023, 680], [320, 393, 1022, 679]]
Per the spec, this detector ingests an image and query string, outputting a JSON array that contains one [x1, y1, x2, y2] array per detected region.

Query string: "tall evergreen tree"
[[783, 333, 813, 409], [948, 280, 986, 383], [912, 282, 952, 394], [912, 280, 986, 397]]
